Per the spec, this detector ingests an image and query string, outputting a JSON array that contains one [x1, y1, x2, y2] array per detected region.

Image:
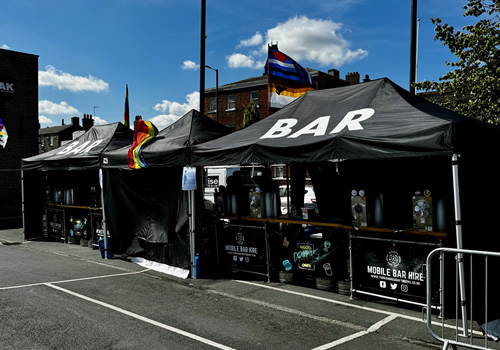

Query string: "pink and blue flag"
[[267, 47, 315, 109]]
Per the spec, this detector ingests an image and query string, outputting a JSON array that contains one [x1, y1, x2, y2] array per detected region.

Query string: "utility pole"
[[200, 0, 206, 114], [416, 18, 420, 86], [205, 65, 218, 122], [409, 0, 418, 94], [93, 106, 100, 117]]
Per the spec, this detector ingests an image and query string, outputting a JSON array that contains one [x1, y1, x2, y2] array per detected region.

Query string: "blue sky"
[[2, 0, 470, 130]]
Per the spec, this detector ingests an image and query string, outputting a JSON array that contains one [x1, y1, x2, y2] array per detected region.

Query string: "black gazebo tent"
[[100, 110, 231, 271], [192, 78, 500, 324], [21, 123, 135, 241], [192, 77, 500, 246], [23, 122, 134, 171]]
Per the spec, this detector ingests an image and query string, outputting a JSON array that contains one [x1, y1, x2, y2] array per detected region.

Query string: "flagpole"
[[267, 44, 270, 117], [200, 0, 206, 114], [409, 0, 418, 94], [124, 84, 130, 128]]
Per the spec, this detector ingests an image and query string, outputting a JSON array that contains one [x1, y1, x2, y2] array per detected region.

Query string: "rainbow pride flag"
[[128, 117, 158, 169], [0, 118, 8, 149]]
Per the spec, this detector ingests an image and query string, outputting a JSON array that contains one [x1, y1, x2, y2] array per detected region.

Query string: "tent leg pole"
[[189, 190, 196, 278], [264, 223, 272, 282], [99, 169, 108, 259], [188, 191, 192, 276], [192, 190, 196, 274], [452, 153, 468, 337], [21, 170, 26, 241]]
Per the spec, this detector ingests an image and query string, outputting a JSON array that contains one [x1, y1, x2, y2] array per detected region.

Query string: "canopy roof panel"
[[102, 109, 231, 169], [192, 78, 499, 165], [22, 123, 134, 171]]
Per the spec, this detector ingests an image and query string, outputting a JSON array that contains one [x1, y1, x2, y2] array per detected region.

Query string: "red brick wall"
[[0, 49, 39, 224], [203, 72, 352, 131], [205, 88, 268, 130]]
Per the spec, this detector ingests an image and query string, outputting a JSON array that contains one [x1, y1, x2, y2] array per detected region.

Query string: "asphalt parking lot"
[[2, 228, 499, 350]]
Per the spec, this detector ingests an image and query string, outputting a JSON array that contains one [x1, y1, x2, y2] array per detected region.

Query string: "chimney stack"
[[345, 72, 360, 85], [82, 114, 94, 131], [328, 69, 340, 79], [134, 115, 142, 131]]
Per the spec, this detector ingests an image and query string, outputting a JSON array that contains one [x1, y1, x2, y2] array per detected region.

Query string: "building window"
[[273, 165, 284, 179], [209, 97, 217, 113], [49, 136, 54, 146], [227, 95, 235, 110], [250, 91, 259, 107]]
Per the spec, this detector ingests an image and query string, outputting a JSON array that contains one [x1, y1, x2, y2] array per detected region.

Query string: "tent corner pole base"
[[452, 153, 468, 337]]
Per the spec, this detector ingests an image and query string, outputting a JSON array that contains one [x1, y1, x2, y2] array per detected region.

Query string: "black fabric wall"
[[104, 167, 190, 268]]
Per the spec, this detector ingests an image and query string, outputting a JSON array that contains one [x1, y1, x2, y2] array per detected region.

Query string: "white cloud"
[[238, 32, 263, 48], [264, 16, 367, 67], [1, 44, 11, 50], [92, 116, 108, 125], [39, 65, 109, 92], [226, 15, 367, 69], [150, 114, 182, 131], [38, 101, 106, 127], [226, 53, 265, 69], [39, 100, 78, 115], [182, 60, 200, 70], [151, 91, 199, 130], [38, 115, 53, 125]]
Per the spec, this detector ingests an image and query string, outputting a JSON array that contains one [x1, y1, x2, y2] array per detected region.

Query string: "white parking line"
[[311, 314, 398, 349], [42, 250, 133, 272], [208, 289, 364, 332], [236, 280, 418, 320], [45, 283, 236, 350], [0, 270, 150, 290], [234, 281, 424, 348]]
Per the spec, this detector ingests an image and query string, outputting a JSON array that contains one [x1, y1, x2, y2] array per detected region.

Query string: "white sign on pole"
[[182, 167, 197, 191]]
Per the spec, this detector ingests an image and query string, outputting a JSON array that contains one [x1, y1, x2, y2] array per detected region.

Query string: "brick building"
[[203, 68, 366, 131], [39, 114, 94, 153], [0, 48, 39, 228]]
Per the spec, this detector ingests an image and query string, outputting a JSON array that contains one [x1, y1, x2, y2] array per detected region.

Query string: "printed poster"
[[182, 167, 197, 191], [352, 237, 439, 303]]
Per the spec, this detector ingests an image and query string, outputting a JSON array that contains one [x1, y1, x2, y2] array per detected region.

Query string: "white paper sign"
[[182, 167, 197, 191]]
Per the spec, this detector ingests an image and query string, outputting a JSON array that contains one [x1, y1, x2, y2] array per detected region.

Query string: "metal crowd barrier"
[[426, 247, 500, 350]]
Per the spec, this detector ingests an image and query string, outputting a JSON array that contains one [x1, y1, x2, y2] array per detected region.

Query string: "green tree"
[[242, 99, 259, 128], [416, 0, 500, 124]]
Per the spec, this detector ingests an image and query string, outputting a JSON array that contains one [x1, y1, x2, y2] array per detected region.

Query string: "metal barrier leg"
[[428, 248, 500, 350], [442, 340, 460, 350]]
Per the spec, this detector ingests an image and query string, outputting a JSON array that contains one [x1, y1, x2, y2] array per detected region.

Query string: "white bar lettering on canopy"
[[330, 108, 375, 134], [288, 116, 329, 138], [260, 108, 375, 139], [57, 139, 104, 155], [259, 119, 298, 139]]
